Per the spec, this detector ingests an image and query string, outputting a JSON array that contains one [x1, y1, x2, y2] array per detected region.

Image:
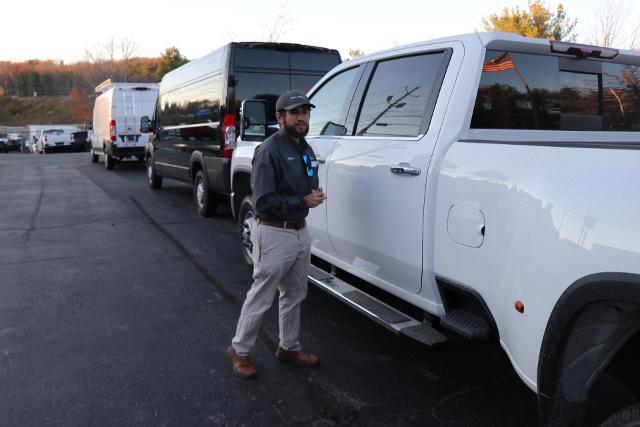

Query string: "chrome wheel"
[[240, 212, 255, 260], [196, 178, 206, 208]]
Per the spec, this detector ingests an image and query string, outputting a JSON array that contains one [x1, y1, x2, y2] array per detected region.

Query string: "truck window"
[[355, 52, 448, 137], [472, 51, 640, 131], [308, 67, 360, 137]]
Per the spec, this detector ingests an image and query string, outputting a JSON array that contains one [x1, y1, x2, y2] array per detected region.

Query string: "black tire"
[[104, 151, 115, 170], [193, 170, 217, 217], [90, 148, 98, 163], [599, 403, 640, 427], [146, 157, 162, 190], [238, 195, 255, 267]]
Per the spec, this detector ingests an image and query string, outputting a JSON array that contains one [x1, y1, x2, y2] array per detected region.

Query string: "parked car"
[[6, 133, 22, 151], [36, 129, 71, 154], [140, 42, 341, 216], [70, 131, 88, 152], [0, 133, 8, 153], [90, 79, 159, 170], [230, 32, 640, 426]]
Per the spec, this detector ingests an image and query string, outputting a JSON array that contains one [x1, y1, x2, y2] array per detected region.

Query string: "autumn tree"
[[155, 47, 188, 81], [69, 87, 92, 122], [482, 0, 577, 41], [346, 48, 365, 60]]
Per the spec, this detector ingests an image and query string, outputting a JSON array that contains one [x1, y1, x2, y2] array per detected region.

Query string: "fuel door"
[[447, 204, 485, 248]]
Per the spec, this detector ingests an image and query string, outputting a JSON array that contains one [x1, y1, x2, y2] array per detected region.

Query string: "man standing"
[[228, 90, 326, 379]]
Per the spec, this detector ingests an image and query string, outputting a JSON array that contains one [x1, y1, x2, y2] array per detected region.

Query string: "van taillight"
[[109, 120, 116, 142], [222, 113, 236, 159]]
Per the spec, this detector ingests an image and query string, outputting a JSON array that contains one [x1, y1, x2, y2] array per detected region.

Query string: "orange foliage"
[[69, 86, 92, 122]]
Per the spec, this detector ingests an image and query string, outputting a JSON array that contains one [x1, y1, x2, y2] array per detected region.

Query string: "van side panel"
[[433, 137, 640, 390], [158, 45, 228, 185], [92, 91, 112, 152]]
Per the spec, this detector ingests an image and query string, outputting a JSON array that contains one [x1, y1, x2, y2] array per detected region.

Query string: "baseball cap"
[[275, 90, 316, 112]]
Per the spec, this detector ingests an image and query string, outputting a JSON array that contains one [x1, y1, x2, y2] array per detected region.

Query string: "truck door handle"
[[390, 165, 421, 176], [317, 156, 326, 164]]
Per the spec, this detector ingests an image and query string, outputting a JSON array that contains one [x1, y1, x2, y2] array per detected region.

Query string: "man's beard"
[[284, 122, 309, 138]]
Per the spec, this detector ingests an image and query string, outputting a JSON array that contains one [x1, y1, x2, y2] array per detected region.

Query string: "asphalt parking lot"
[[0, 152, 538, 426]]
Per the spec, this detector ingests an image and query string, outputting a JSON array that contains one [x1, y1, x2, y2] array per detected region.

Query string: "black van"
[[141, 42, 341, 216]]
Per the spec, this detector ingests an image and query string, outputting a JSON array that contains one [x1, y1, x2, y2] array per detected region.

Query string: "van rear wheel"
[[104, 152, 115, 170], [90, 148, 98, 163], [194, 170, 217, 217]]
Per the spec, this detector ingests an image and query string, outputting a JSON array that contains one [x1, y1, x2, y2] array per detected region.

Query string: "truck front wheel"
[[238, 195, 255, 267]]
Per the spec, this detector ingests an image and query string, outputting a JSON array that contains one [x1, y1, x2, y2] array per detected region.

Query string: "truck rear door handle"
[[390, 165, 421, 176]]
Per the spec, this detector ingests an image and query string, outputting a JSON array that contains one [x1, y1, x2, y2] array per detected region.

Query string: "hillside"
[[0, 97, 77, 126]]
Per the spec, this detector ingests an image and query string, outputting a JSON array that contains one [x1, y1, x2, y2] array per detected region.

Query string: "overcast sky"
[[1, 0, 635, 63]]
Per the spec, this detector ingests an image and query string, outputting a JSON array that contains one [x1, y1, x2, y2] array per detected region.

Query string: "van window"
[[290, 52, 342, 72], [308, 67, 360, 137], [472, 51, 640, 131], [235, 48, 289, 70], [355, 52, 447, 137], [161, 74, 221, 128], [235, 72, 291, 120]]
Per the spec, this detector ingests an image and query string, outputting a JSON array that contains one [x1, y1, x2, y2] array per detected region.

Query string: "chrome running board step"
[[308, 265, 446, 347]]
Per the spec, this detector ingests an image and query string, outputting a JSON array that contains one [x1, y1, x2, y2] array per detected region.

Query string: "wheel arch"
[[232, 168, 252, 220], [537, 272, 640, 426], [190, 151, 206, 183]]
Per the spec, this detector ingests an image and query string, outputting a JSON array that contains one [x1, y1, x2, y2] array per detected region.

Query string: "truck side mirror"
[[140, 116, 150, 133], [240, 99, 268, 141], [320, 121, 347, 136]]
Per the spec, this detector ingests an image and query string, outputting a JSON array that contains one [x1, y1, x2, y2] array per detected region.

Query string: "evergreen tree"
[[155, 47, 188, 81]]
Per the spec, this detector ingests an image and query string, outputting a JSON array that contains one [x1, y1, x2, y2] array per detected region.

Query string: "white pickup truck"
[[36, 128, 71, 154], [230, 33, 640, 426]]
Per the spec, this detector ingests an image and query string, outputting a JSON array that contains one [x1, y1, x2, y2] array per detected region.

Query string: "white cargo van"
[[90, 79, 159, 170]]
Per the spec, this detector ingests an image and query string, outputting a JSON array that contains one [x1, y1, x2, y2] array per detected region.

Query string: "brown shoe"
[[275, 346, 319, 367], [227, 345, 257, 379]]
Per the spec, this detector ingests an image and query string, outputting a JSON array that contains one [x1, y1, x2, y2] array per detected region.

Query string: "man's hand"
[[303, 187, 326, 208]]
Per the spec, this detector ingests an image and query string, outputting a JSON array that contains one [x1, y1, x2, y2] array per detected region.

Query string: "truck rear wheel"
[[599, 402, 640, 427], [238, 195, 255, 267], [194, 170, 217, 217], [91, 148, 98, 163]]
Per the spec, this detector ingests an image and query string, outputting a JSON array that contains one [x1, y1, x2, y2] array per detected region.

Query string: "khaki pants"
[[232, 223, 311, 356]]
